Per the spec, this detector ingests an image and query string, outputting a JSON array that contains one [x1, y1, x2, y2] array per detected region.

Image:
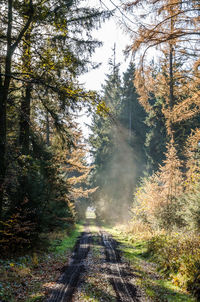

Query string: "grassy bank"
[[104, 225, 197, 302], [0, 223, 83, 302]]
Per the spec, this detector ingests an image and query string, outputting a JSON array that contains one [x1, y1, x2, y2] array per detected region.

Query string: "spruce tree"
[[120, 62, 147, 170]]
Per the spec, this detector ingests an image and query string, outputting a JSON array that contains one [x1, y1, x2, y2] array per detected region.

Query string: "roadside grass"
[[104, 225, 196, 302], [0, 223, 83, 302], [49, 223, 83, 255]]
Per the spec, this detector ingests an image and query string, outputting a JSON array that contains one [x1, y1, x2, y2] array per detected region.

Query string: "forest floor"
[[0, 219, 197, 302]]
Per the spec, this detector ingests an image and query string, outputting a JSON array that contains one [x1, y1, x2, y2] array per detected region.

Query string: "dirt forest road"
[[46, 220, 144, 302]]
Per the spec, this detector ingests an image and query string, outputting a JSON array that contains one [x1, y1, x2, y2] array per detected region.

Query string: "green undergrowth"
[[49, 223, 84, 255], [148, 233, 200, 300], [104, 225, 196, 302], [0, 223, 83, 302]]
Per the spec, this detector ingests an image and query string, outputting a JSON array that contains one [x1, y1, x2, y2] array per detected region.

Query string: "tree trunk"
[[18, 81, 31, 209], [169, 45, 174, 111], [0, 87, 7, 218], [169, 6, 175, 142], [17, 26, 33, 209], [19, 26, 32, 154], [19, 83, 31, 154], [0, 0, 33, 217], [0, 0, 13, 218]]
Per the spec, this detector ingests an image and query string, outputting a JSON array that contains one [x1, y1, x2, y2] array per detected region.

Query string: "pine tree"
[[120, 62, 147, 169], [145, 98, 167, 173]]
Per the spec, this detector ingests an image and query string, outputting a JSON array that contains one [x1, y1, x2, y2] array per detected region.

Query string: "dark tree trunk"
[[18, 26, 33, 209], [18, 82, 31, 209], [0, 0, 33, 217], [0, 87, 7, 218], [0, 0, 13, 218], [169, 45, 174, 111], [19, 27, 32, 155], [19, 83, 31, 155], [169, 12, 175, 142]]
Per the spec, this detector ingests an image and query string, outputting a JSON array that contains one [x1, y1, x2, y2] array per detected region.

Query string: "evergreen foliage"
[[0, 0, 110, 253], [120, 62, 147, 163]]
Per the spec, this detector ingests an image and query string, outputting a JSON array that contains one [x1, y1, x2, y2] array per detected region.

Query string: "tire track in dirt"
[[46, 224, 91, 302], [46, 221, 143, 302], [100, 229, 141, 302]]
